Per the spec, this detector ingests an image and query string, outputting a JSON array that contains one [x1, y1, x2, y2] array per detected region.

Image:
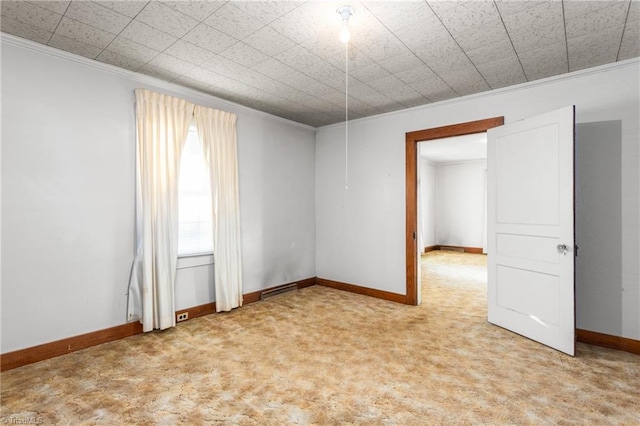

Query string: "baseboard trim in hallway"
[[424, 245, 484, 254]]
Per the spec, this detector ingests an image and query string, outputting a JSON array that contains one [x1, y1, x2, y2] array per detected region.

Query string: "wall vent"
[[440, 246, 465, 252], [260, 283, 298, 300]]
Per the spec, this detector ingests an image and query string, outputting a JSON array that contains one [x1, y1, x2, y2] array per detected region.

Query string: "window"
[[178, 126, 213, 256]]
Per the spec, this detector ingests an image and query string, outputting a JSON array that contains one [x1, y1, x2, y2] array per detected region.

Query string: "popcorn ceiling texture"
[[2, 251, 639, 424]]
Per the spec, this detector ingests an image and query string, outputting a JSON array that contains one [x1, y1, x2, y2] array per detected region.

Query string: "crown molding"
[[1, 33, 316, 132], [319, 56, 640, 130]]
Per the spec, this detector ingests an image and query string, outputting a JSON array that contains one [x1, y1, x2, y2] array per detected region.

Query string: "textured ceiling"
[[2, 1, 639, 127]]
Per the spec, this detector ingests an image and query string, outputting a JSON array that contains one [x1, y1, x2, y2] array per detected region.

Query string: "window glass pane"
[[178, 128, 213, 256]]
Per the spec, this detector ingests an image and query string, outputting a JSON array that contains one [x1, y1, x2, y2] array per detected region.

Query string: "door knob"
[[557, 244, 568, 255]]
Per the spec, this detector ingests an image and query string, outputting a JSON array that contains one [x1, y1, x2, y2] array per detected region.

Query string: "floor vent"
[[261, 283, 298, 300]]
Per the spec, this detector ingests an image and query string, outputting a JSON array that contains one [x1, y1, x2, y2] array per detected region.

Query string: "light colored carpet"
[[2, 251, 639, 424]]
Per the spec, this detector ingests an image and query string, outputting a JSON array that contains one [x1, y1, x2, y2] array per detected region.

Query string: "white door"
[[487, 106, 575, 356]]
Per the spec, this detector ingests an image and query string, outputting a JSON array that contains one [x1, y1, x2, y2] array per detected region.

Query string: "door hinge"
[[413, 232, 416, 240], [575, 244, 579, 257]]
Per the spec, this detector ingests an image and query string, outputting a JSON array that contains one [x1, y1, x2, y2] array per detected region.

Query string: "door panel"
[[487, 106, 575, 356], [497, 266, 560, 325], [495, 124, 559, 226], [496, 234, 560, 263]]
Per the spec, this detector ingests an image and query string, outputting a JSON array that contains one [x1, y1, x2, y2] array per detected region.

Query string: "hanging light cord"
[[345, 41, 349, 190]]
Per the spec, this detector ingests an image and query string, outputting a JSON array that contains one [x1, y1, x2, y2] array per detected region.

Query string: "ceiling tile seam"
[[266, 1, 306, 28], [166, 1, 227, 24], [155, 0, 232, 73], [319, 91, 377, 114], [615, 0, 633, 62], [220, 38, 305, 74], [561, 0, 571, 73], [249, 61, 324, 98], [106, 41, 158, 73], [94, 1, 157, 68], [103, 2, 228, 76], [206, 2, 305, 51], [1, 19, 52, 44], [359, 0, 447, 102], [50, 15, 118, 57], [205, 70, 332, 116], [135, 1, 223, 72], [205, 38, 242, 64], [44, 1, 71, 45], [168, 44, 218, 69], [246, 59, 377, 111], [211, 21, 266, 43], [424, 0, 493, 92], [493, 1, 529, 82], [173, 2, 246, 64], [339, 75, 382, 109], [347, 95, 379, 111], [95, 0, 226, 71], [374, 66, 435, 104], [251, 57, 290, 78]]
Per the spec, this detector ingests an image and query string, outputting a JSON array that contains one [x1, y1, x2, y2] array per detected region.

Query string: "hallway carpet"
[[2, 251, 639, 424]]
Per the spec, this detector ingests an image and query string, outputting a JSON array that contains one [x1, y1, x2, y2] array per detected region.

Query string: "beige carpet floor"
[[2, 251, 639, 425]]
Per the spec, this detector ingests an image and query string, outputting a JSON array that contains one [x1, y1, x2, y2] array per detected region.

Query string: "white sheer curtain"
[[128, 89, 194, 332], [194, 105, 243, 312]]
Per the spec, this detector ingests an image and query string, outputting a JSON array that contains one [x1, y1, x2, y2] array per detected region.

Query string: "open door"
[[487, 106, 575, 356]]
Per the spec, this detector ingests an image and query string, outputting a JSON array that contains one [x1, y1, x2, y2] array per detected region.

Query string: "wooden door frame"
[[405, 116, 505, 305]]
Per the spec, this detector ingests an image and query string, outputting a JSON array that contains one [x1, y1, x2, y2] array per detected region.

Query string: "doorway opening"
[[418, 133, 489, 307], [405, 117, 504, 305], [419, 133, 488, 256]]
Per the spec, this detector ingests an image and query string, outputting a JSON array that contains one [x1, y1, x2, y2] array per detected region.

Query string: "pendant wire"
[[345, 41, 349, 190]]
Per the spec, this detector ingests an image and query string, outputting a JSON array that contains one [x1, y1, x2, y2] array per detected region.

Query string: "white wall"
[[435, 160, 486, 248], [575, 121, 624, 337], [1, 37, 316, 353], [418, 158, 436, 249], [316, 60, 640, 340]]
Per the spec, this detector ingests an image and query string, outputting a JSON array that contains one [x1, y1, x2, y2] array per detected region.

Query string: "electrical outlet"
[[177, 312, 188, 322]]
